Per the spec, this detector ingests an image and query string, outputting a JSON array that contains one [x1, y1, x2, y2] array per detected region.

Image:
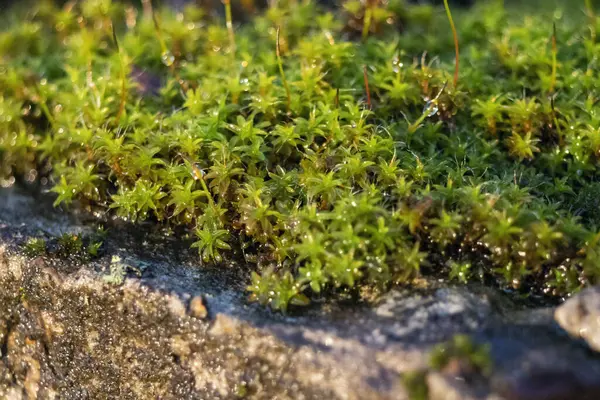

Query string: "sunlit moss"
[[23, 237, 47, 257]]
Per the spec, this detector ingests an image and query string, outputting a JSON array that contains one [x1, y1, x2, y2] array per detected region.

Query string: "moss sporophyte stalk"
[[3, 0, 600, 312]]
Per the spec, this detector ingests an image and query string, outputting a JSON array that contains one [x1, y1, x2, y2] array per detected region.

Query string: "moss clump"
[[429, 334, 492, 377], [2, 0, 600, 311], [401, 370, 428, 400], [401, 334, 492, 399], [21, 227, 106, 261], [23, 237, 48, 257]]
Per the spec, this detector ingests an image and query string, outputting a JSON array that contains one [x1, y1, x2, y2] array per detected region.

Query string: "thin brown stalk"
[[152, 12, 189, 91], [141, 0, 153, 20], [112, 22, 127, 125], [363, 65, 372, 109], [443, 0, 460, 88], [550, 22, 557, 94]]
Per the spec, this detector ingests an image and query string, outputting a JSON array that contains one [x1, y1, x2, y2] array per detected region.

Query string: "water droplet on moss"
[[161, 51, 175, 67], [423, 100, 439, 117]]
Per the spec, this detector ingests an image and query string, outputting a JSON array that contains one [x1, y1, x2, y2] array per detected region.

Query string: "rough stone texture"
[[427, 372, 483, 400], [555, 286, 600, 352], [2, 186, 600, 399]]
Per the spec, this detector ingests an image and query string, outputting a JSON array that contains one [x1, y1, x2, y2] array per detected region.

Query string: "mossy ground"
[[1, 0, 600, 311]]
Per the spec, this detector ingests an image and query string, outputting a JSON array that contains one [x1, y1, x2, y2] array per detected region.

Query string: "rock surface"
[[1, 186, 600, 399], [555, 286, 600, 352]]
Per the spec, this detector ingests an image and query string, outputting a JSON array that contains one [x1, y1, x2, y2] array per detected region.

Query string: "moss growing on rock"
[[21, 227, 106, 262], [23, 237, 47, 257], [429, 334, 492, 377], [2, 0, 600, 311]]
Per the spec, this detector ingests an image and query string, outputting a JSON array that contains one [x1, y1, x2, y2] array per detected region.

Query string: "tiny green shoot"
[[276, 26, 291, 113]]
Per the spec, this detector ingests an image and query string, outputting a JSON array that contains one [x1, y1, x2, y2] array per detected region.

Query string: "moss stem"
[[586, 0, 596, 41], [362, 1, 374, 41], [443, 0, 460, 88], [112, 22, 127, 125], [223, 0, 236, 56], [276, 26, 291, 113], [38, 96, 57, 129], [141, 0, 153, 20], [550, 22, 557, 94], [179, 153, 215, 207], [550, 97, 563, 145], [363, 65, 372, 109], [31, 80, 57, 129], [408, 82, 446, 133]]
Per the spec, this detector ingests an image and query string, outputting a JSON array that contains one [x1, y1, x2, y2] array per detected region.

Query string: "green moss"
[[23, 237, 47, 257], [429, 334, 492, 377], [401, 370, 428, 400], [22, 227, 106, 261], [3, 0, 600, 311], [402, 334, 492, 398], [234, 381, 249, 398], [57, 233, 84, 257]]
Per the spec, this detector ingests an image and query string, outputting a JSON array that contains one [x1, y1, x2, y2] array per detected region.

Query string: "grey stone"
[[555, 286, 600, 352], [1, 186, 600, 399], [427, 372, 482, 400]]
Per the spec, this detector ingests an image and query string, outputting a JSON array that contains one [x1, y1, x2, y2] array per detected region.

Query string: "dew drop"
[[189, 163, 205, 180], [26, 169, 37, 183], [1, 176, 15, 188], [161, 51, 175, 67], [392, 56, 403, 73], [423, 100, 439, 117]]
